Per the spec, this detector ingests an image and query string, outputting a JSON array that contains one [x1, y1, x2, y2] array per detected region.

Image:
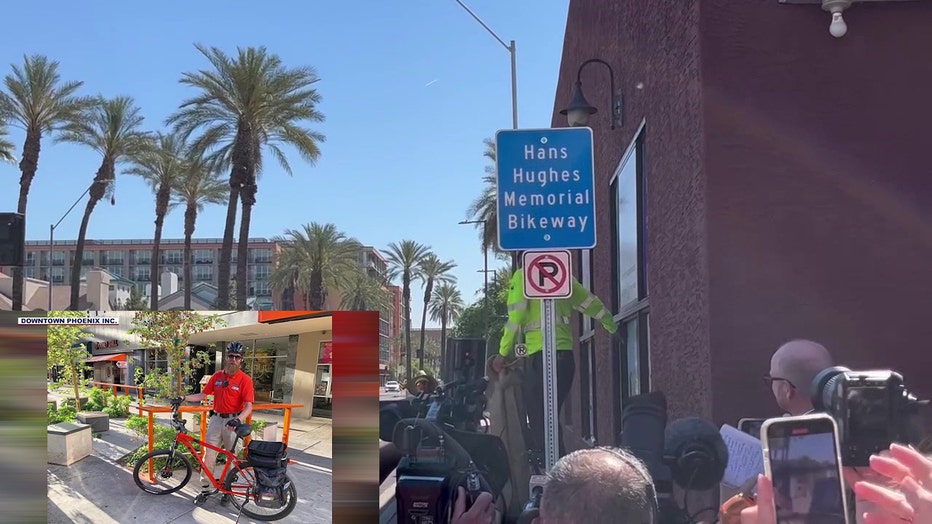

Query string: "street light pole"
[[453, 0, 518, 131], [49, 187, 91, 311], [452, 0, 519, 270]]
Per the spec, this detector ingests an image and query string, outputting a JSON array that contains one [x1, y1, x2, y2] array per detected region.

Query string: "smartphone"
[[761, 414, 850, 524], [738, 418, 767, 439]]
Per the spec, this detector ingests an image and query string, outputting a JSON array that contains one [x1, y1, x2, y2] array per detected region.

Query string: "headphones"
[[600, 447, 660, 524]]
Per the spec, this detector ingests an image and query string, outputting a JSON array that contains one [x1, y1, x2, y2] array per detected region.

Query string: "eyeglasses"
[[227, 354, 243, 361], [763, 374, 796, 388]]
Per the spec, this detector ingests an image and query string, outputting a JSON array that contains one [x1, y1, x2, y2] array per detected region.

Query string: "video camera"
[[812, 367, 929, 466], [381, 338, 511, 523]]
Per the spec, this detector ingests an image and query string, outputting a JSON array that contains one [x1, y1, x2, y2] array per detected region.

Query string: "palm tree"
[[167, 44, 326, 310], [57, 96, 148, 309], [416, 253, 456, 369], [0, 125, 14, 163], [0, 55, 93, 310], [125, 132, 187, 310], [270, 223, 360, 309], [269, 246, 302, 310], [429, 283, 464, 373], [171, 153, 227, 310], [465, 138, 499, 252], [340, 271, 390, 311], [383, 240, 430, 382]]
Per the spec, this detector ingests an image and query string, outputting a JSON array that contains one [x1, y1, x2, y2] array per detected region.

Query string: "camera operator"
[[765, 339, 834, 416], [740, 443, 932, 524], [452, 447, 657, 524]]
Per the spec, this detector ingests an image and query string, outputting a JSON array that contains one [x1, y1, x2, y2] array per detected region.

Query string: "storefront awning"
[[84, 353, 127, 363]]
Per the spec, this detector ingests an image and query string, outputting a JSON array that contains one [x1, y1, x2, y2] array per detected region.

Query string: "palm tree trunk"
[[418, 280, 433, 369], [403, 274, 412, 382], [439, 312, 448, 378], [70, 198, 99, 309], [235, 183, 256, 310], [12, 129, 41, 311], [150, 213, 166, 311], [283, 285, 295, 310], [183, 205, 197, 310], [309, 271, 324, 310], [216, 185, 239, 310]]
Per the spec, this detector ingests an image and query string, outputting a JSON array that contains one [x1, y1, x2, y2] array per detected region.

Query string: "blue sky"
[[0, 0, 570, 327]]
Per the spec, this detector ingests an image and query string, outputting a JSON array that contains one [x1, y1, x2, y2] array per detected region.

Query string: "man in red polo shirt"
[[182, 341, 255, 492]]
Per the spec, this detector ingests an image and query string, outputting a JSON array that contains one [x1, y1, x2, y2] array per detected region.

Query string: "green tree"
[[383, 240, 430, 383], [429, 283, 465, 373], [0, 124, 14, 163], [270, 223, 361, 309], [126, 311, 227, 399], [171, 151, 227, 310], [168, 44, 326, 310], [339, 271, 390, 312], [416, 253, 456, 369], [0, 55, 94, 310], [46, 311, 92, 411], [452, 269, 510, 355], [59, 96, 149, 310], [465, 139, 498, 251], [120, 286, 147, 310], [125, 132, 187, 310]]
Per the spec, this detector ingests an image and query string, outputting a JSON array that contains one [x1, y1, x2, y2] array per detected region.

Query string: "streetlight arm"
[[576, 58, 617, 98], [453, 0, 511, 51], [53, 186, 91, 231]]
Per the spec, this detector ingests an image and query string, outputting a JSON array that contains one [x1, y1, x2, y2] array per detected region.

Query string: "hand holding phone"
[[761, 414, 850, 524]]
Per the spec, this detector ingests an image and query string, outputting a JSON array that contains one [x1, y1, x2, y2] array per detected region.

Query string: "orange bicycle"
[[132, 398, 297, 522]]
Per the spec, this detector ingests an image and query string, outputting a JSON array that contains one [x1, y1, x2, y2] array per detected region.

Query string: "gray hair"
[[539, 447, 657, 524]]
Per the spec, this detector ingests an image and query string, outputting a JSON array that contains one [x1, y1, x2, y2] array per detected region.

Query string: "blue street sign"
[[495, 128, 596, 250]]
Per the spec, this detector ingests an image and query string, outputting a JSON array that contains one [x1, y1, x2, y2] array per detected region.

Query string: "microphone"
[[663, 417, 729, 491]]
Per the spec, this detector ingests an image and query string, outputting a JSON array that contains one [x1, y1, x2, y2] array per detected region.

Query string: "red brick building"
[[553, 0, 932, 451]]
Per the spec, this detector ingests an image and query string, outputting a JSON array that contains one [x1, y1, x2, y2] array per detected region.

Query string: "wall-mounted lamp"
[[781, 0, 919, 39], [823, 0, 851, 37], [559, 58, 623, 129]]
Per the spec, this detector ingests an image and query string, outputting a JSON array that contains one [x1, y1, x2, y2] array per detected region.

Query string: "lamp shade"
[[560, 81, 598, 127]]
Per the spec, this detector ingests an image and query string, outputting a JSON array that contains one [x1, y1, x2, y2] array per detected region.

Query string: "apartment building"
[[9, 237, 278, 309]]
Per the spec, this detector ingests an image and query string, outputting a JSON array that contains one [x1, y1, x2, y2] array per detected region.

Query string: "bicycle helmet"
[[227, 341, 245, 355]]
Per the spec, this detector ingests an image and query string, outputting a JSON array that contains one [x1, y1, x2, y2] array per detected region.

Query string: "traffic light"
[[0, 213, 25, 267]]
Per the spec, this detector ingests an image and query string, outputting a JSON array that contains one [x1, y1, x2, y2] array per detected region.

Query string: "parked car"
[[384, 380, 400, 392]]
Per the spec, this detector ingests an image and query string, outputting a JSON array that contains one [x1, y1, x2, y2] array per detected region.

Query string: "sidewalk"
[[47, 391, 332, 523]]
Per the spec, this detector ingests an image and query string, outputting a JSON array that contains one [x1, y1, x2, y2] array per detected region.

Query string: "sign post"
[[496, 128, 596, 473]]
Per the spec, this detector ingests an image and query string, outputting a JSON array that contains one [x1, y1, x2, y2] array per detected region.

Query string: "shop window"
[[314, 341, 332, 418], [243, 336, 291, 404]]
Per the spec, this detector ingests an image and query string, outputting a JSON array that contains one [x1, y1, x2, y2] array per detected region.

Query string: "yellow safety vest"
[[499, 269, 616, 358]]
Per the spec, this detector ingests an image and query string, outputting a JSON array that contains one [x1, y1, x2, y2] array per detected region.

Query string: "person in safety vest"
[[491, 257, 616, 460]]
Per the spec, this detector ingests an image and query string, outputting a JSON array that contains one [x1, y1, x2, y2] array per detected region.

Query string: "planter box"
[[257, 422, 279, 442], [48, 422, 92, 465], [62, 397, 90, 409], [76, 411, 109, 433]]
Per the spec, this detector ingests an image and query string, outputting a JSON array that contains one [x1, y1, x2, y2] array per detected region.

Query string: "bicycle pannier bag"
[[247, 440, 287, 469], [253, 466, 290, 508]]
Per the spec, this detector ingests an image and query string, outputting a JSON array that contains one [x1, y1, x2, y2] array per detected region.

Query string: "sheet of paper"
[[720, 424, 764, 489]]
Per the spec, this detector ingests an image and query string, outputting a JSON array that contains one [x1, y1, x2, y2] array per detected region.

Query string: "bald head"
[[539, 447, 656, 524], [771, 340, 833, 396]]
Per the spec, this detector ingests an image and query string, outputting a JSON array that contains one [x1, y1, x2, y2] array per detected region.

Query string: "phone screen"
[[765, 417, 847, 524]]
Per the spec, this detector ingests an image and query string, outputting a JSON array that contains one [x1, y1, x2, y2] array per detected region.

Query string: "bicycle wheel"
[[223, 464, 298, 521], [133, 449, 193, 495]]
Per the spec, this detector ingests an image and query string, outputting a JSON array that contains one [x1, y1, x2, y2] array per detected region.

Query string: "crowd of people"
[[451, 339, 932, 524]]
